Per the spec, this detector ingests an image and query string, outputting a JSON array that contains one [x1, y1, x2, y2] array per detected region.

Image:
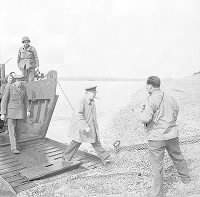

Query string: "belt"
[[20, 58, 34, 60]]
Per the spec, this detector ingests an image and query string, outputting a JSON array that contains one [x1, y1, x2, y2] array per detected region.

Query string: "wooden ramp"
[[0, 138, 102, 194], [0, 70, 103, 194]]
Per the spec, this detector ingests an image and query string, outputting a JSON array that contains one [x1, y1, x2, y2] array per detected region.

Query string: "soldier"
[[0, 76, 30, 153], [0, 74, 16, 134], [0, 73, 16, 99], [17, 36, 39, 82], [62, 86, 113, 165], [139, 76, 191, 197]]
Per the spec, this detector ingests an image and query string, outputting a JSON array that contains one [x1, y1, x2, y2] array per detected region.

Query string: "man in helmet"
[[17, 36, 39, 82]]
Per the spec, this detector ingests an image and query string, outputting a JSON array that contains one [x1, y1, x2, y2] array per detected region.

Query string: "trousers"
[[21, 66, 35, 82], [7, 119, 22, 150], [63, 139, 110, 161], [148, 137, 191, 197]]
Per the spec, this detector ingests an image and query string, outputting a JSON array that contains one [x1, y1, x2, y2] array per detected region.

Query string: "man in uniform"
[[139, 76, 191, 197], [62, 86, 113, 165], [17, 36, 39, 82], [1, 76, 30, 153]]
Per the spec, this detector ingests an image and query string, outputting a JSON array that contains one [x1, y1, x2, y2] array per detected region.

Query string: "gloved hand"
[[1, 114, 5, 121], [85, 127, 90, 133], [27, 111, 31, 117]]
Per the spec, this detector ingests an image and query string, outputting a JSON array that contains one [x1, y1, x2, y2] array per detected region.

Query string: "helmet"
[[22, 36, 30, 43]]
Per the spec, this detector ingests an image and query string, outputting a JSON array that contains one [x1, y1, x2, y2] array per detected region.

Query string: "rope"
[[57, 80, 75, 112]]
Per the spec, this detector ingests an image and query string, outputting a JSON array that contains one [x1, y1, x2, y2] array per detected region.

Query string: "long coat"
[[1, 83, 29, 119], [68, 96, 100, 143], [17, 45, 39, 70]]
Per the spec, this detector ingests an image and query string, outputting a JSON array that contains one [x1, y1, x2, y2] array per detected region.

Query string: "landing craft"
[[0, 64, 102, 195]]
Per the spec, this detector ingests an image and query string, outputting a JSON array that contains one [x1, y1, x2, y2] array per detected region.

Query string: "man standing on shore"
[[17, 36, 39, 82], [62, 86, 113, 165], [139, 76, 191, 197]]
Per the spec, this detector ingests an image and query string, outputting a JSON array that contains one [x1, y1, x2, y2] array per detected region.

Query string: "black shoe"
[[61, 156, 73, 164], [102, 156, 115, 166], [11, 149, 20, 154]]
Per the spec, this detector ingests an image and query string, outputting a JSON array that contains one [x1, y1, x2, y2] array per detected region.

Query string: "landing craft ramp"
[[0, 138, 101, 194], [0, 70, 102, 195]]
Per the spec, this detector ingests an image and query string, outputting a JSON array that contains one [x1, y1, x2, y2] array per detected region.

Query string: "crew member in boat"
[[0, 76, 30, 154], [62, 86, 113, 165], [17, 36, 39, 82]]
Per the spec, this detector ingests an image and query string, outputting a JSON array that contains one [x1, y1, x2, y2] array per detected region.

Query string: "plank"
[[19, 160, 82, 181]]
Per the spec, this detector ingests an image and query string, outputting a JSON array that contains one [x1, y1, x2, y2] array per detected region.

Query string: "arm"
[[23, 88, 30, 117], [139, 99, 155, 124], [32, 47, 39, 68], [77, 100, 90, 132], [17, 49, 21, 66], [171, 96, 179, 121], [78, 102, 88, 124], [1, 85, 10, 119]]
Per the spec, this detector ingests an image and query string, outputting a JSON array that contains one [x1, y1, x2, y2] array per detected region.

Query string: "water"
[[47, 81, 144, 143]]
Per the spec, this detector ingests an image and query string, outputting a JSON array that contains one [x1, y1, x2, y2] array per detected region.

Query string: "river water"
[[47, 80, 144, 143]]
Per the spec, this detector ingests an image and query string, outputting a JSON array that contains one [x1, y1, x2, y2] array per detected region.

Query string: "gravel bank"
[[6, 76, 200, 196]]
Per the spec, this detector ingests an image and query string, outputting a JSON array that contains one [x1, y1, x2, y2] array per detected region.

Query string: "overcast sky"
[[1, 0, 200, 78]]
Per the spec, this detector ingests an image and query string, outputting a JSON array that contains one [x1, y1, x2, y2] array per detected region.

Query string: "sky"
[[0, 0, 200, 78]]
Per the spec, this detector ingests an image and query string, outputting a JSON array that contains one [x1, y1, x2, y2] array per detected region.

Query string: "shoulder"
[[2, 84, 11, 94], [30, 46, 36, 51], [80, 97, 86, 105], [148, 90, 163, 106], [19, 46, 24, 51]]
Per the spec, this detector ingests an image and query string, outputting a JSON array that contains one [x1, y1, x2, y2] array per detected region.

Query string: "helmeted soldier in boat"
[[17, 36, 39, 82]]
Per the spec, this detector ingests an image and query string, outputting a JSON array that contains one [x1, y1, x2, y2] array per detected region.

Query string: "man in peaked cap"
[[17, 36, 39, 82], [139, 76, 191, 197], [62, 86, 113, 165]]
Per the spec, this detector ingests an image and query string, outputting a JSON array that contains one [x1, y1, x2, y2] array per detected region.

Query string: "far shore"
[[58, 77, 146, 81]]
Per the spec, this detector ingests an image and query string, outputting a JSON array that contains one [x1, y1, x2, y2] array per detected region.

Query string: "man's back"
[[140, 89, 179, 140]]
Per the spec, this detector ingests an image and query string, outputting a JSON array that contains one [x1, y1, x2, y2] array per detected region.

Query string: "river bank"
[[15, 76, 200, 196]]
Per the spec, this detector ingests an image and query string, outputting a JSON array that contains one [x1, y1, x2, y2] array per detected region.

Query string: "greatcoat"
[[68, 96, 100, 143]]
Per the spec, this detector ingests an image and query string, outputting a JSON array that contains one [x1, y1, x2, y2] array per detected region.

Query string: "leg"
[[63, 140, 81, 161], [21, 65, 27, 81], [27, 68, 35, 82], [166, 137, 191, 184], [7, 119, 17, 151], [148, 140, 166, 197], [91, 139, 110, 161]]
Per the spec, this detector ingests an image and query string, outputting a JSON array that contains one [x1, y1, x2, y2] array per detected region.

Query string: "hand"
[[141, 104, 146, 111], [27, 111, 31, 117], [85, 127, 90, 133], [1, 114, 5, 121]]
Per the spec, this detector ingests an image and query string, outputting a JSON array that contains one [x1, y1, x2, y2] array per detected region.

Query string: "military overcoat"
[[1, 84, 29, 119], [68, 96, 100, 143]]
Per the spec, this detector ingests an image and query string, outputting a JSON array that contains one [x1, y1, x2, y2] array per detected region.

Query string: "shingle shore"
[[6, 76, 200, 196]]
